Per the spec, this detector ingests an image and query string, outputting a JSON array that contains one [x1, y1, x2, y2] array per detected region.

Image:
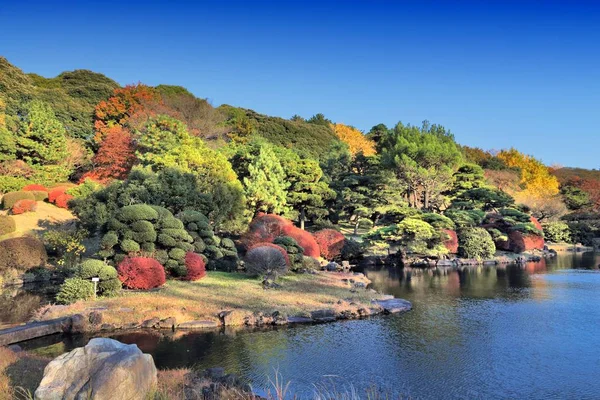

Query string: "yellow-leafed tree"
[[331, 123, 376, 156]]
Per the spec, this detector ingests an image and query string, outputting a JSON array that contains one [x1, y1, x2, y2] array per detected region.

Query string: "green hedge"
[[0, 215, 16, 236], [56, 278, 95, 304], [458, 228, 496, 260], [75, 259, 121, 296], [2, 191, 36, 209]]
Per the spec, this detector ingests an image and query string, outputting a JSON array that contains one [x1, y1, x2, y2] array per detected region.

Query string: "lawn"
[[37, 271, 384, 327]]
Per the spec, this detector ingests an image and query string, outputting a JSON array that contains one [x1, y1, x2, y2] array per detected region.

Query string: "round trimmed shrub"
[[12, 199, 37, 215], [118, 204, 159, 222], [2, 191, 36, 210], [283, 225, 320, 258], [302, 256, 321, 271], [54, 193, 74, 209], [0, 216, 16, 236], [168, 247, 186, 261], [30, 191, 49, 201], [140, 242, 156, 252], [120, 239, 140, 253], [117, 257, 166, 290], [221, 238, 236, 250], [458, 228, 496, 260], [56, 278, 95, 304], [48, 187, 68, 203], [542, 221, 571, 243], [75, 259, 121, 296], [313, 229, 346, 260], [184, 252, 206, 281], [241, 214, 292, 249], [0, 236, 47, 272], [340, 239, 363, 262], [244, 245, 289, 278]]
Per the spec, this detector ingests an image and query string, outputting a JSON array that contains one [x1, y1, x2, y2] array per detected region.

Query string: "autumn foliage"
[[313, 229, 346, 260], [442, 229, 459, 254], [331, 123, 376, 156], [12, 199, 36, 214], [94, 84, 160, 143], [183, 252, 207, 281], [22, 184, 47, 192], [48, 187, 69, 203], [54, 193, 73, 209], [83, 125, 136, 183], [241, 213, 320, 258], [117, 256, 166, 290]]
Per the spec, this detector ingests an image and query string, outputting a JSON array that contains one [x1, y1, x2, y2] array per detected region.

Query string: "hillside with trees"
[[2, 55, 599, 286]]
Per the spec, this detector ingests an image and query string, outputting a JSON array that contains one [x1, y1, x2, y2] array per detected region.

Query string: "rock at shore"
[[373, 298, 412, 314], [34, 338, 157, 400]]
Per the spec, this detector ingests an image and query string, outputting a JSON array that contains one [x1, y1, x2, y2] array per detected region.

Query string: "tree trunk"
[[299, 207, 306, 230], [354, 218, 360, 235]]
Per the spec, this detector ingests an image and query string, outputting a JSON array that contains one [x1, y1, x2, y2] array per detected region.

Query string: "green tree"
[[244, 145, 289, 215], [451, 187, 515, 211], [136, 115, 190, 165], [16, 100, 68, 165], [448, 163, 486, 197], [380, 121, 463, 210]]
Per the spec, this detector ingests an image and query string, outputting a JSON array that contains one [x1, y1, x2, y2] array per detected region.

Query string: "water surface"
[[19, 252, 600, 399]]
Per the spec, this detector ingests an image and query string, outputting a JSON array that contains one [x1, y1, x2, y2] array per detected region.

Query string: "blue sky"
[[1, 1, 599, 168]]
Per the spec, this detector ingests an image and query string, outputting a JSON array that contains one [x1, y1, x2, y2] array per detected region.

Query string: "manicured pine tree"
[[244, 145, 289, 215]]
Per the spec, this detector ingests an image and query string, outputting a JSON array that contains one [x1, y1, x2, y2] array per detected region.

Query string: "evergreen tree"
[[16, 100, 68, 165], [0, 97, 16, 162], [244, 145, 289, 215]]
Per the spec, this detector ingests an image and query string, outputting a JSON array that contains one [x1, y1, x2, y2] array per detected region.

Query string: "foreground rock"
[[35, 338, 157, 400]]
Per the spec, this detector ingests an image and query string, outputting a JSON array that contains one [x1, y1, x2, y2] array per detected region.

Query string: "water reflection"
[[14, 253, 600, 399]]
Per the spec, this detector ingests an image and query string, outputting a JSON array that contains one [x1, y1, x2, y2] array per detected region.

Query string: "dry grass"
[[37, 272, 384, 327], [154, 369, 188, 399], [0, 202, 76, 241], [0, 347, 49, 400]]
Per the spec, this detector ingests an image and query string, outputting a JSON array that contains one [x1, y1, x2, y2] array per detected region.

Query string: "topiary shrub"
[[0, 236, 48, 272], [54, 193, 74, 209], [273, 236, 304, 271], [117, 257, 166, 290], [75, 259, 121, 296], [22, 184, 48, 192], [244, 245, 289, 278], [247, 242, 290, 266], [542, 221, 571, 243], [30, 191, 48, 201], [0, 215, 16, 236], [2, 191, 36, 210], [183, 252, 206, 281], [48, 187, 69, 204], [98, 205, 193, 277], [56, 278, 95, 304], [442, 229, 459, 254], [179, 209, 240, 272], [340, 238, 364, 262], [240, 213, 292, 249], [12, 199, 37, 215], [458, 228, 496, 260], [282, 225, 320, 258], [313, 229, 346, 260], [302, 256, 321, 271]]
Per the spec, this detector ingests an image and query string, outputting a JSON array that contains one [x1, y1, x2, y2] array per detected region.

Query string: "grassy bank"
[[35, 271, 384, 328]]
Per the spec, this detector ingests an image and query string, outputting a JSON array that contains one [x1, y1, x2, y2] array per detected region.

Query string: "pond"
[[17, 252, 600, 399]]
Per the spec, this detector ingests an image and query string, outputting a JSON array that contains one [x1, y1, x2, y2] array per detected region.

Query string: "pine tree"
[[16, 100, 68, 165], [243, 145, 289, 215]]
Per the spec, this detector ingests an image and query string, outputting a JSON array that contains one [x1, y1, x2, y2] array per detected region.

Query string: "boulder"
[[35, 338, 157, 400], [509, 231, 544, 253], [442, 229, 459, 254], [178, 320, 219, 329]]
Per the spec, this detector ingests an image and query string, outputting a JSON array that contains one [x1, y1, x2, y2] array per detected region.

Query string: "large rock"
[[508, 231, 544, 253], [35, 338, 157, 400]]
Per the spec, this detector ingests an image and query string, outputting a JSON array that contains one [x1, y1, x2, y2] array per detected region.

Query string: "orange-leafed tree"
[[83, 126, 136, 183], [331, 123, 376, 156], [94, 84, 160, 144]]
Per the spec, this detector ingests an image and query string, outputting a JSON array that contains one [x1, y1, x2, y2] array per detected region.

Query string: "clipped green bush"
[[340, 238, 364, 262], [30, 190, 49, 201], [2, 191, 36, 210], [0, 215, 16, 236], [273, 236, 304, 270], [120, 239, 140, 253], [118, 204, 159, 222], [302, 256, 321, 271], [0, 176, 31, 194], [542, 221, 571, 243], [56, 278, 95, 304], [458, 228, 496, 260], [75, 259, 121, 296]]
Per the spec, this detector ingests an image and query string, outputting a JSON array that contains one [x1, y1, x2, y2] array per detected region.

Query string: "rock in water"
[[35, 338, 157, 400]]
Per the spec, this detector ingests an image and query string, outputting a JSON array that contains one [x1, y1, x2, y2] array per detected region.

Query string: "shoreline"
[[0, 271, 411, 346]]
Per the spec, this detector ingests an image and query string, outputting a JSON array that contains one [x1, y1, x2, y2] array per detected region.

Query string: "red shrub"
[[313, 229, 346, 260], [283, 225, 320, 258], [117, 257, 166, 290], [241, 213, 293, 249], [530, 216, 543, 232], [12, 199, 37, 215], [184, 252, 207, 281], [508, 231, 545, 253], [22, 184, 48, 192], [54, 193, 74, 209], [48, 187, 68, 203], [247, 242, 290, 266], [442, 229, 459, 254]]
